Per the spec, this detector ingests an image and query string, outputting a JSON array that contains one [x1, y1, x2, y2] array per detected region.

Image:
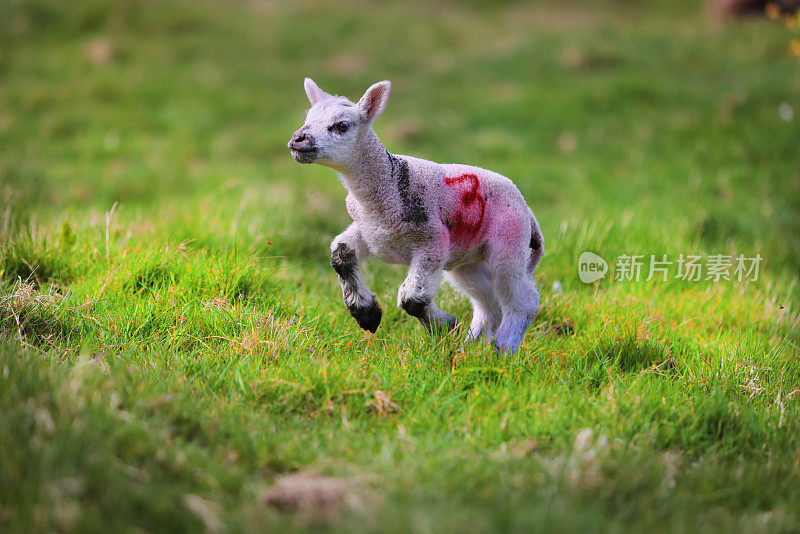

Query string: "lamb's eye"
[[333, 121, 349, 134]]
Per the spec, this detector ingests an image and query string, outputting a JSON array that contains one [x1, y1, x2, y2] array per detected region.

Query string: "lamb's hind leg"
[[398, 252, 457, 333], [489, 248, 540, 354], [444, 263, 502, 341], [331, 224, 382, 333]]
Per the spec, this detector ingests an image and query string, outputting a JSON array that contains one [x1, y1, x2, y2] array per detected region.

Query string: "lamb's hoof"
[[399, 296, 429, 318], [491, 339, 518, 355], [349, 299, 382, 333]]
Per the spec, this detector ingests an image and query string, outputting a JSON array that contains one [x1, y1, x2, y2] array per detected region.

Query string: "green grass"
[[1, 0, 800, 531]]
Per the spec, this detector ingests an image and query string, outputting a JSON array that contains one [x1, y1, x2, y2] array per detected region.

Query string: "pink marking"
[[443, 173, 486, 244]]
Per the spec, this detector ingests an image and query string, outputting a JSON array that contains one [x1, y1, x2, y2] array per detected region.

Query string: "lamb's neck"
[[336, 133, 395, 206]]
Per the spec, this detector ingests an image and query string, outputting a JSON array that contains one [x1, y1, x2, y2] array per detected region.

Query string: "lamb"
[[288, 78, 544, 354]]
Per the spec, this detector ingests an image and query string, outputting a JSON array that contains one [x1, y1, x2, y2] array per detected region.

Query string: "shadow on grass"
[[1, 238, 76, 289], [125, 264, 180, 294], [650, 390, 765, 454], [579, 335, 676, 389]]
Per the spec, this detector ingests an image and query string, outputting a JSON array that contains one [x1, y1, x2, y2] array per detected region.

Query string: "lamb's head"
[[288, 78, 391, 169]]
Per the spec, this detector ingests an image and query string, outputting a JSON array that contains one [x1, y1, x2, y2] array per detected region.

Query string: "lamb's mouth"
[[290, 147, 318, 163]]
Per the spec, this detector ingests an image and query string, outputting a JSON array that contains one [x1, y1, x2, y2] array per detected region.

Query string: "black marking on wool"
[[331, 243, 358, 283], [331, 242, 360, 306], [388, 150, 428, 224], [530, 234, 542, 251]]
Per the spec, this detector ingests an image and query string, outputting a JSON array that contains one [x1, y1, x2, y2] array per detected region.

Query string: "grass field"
[[2, 0, 800, 531]]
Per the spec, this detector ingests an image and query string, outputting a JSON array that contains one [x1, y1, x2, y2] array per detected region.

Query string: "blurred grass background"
[[1, 0, 799, 532], [2, 0, 799, 273]]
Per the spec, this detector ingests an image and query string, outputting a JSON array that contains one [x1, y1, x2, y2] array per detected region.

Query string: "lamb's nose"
[[293, 132, 307, 143]]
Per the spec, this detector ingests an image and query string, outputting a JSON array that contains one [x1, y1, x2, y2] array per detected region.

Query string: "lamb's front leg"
[[331, 224, 382, 333], [397, 252, 457, 333]]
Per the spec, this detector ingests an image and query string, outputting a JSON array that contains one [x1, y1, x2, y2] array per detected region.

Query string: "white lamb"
[[288, 79, 544, 354]]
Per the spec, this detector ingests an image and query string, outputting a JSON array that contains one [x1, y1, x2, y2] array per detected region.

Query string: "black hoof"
[[348, 299, 382, 333], [399, 296, 430, 318]]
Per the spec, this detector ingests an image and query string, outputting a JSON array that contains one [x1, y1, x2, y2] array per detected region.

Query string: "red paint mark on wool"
[[443, 173, 486, 244]]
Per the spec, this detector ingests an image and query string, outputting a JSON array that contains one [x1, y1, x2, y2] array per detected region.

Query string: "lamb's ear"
[[304, 78, 333, 105], [357, 81, 391, 123]]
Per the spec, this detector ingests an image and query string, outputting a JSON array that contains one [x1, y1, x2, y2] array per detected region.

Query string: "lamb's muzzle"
[[289, 78, 545, 354], [288, 127, 317, 163]]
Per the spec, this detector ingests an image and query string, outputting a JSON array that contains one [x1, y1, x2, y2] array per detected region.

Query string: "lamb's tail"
[[527, 207, 544, 274]]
